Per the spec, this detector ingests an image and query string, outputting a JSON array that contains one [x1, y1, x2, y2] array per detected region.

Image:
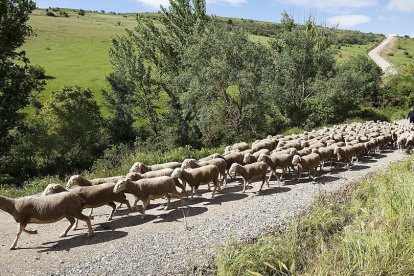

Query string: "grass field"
[[216, 157, 414, 275], [387, 36, 414, 71], [22, 9, 138, 115], [22, 9, 377, 116], [336, 43, 376, 61]]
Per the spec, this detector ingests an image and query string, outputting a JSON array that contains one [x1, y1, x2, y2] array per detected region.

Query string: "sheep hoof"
[[141, 215, 145, 220], [9, 246, 16, 250], [89, 216, 94, 220], [87, 233, 93, 237], [59, 233, 67, 238]]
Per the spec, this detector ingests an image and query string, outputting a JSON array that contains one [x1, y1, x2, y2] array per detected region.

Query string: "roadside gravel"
[[0, 148, 409, 275]]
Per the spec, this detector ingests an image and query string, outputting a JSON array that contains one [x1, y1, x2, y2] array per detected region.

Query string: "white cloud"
[[135, 0, 246, 9], [327, 14, 371, 28], [275, 0, 377, 12], [387, 0, 414, 12], [209, 0, 247, 6], [135, 0, 169, 9]]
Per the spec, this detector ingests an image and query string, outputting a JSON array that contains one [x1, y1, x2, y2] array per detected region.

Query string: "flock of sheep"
[[0, 121, 413, 250]]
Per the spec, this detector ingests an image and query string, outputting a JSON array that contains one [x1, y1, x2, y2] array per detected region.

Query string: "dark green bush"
[[28, 64, 46, 79], [46, 11, 55, 16]]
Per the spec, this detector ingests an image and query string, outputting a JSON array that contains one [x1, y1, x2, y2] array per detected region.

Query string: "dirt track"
[[368, 36, 398, 75], [0, 149, 409, 275]]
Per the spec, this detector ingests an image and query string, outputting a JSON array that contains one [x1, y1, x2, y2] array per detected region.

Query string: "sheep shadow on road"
[[35, 230, 128, 253], [153, 206, 208, 223]]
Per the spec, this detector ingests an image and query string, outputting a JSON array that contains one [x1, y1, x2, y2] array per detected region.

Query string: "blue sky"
[[34, 0, 414, 36]]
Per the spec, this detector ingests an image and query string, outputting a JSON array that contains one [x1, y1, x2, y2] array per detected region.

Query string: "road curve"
[[368, 36, 398, 75]]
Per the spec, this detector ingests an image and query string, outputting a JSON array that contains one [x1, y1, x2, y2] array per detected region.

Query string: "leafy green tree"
[[0, 0, 43, 181], [40, 87, 108, 174], [268, 13, 336, 124], [105, 0, 209, 147], [180, 23, 272, 145]]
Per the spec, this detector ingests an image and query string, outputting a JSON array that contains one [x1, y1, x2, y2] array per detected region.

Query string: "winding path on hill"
[[0, 147, 410, 275], [368, 36, 398, 75]]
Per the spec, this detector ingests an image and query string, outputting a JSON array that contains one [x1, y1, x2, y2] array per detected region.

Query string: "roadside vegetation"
[[216, 157, 414, 275]]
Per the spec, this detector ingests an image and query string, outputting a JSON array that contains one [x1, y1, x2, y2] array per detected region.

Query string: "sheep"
[[220, 152, 244, 170], [243, 153, 257, 164], [291, 152, 321, 181], [258, 152, 294, 181], [316, 147, 335, 170], [198, 153, 223, 162], [252, 140, 273, 152], [0, 193, 93, 250], [252, 149, 271, 159], [66, 174, 136, 213], [353, 143, 367, 161], [113, 177, 183, 219], [43, 183, 133, 223], [129, 161, 181, 174], [334, 146, 355, 169], [171, 165, 221, 199], [297, 148, 312, 157], [224, 142, 249, 153], [181, 158, 227, 186], [228, 162, 269, 192]]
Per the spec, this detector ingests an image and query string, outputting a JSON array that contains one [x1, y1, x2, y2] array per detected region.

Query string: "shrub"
[[78, 9, 85, 16], [46, 11, 55, 16], [28, 64, 46, 79], [404, 51, 409, 55], [388, 52, 394, 56]]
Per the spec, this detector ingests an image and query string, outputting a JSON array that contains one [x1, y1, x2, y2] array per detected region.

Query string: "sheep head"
[[228, 163, 240, 178], [114, 179, 128, 193], [66, 175, 81, 189], [129, 162, 141, 173], [181, 159, 197, 169], [42, 184, 67, 196], [311, 148, 320, 155], [257, 153, 267, 163], [243, 153, 253, 164], [171, 168, 183, 179], [126, 172, 143, 181], [292, 155, 301, 166]]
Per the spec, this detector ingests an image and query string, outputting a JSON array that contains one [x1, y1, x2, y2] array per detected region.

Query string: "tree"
[[0, 0, 42, 179], [268, 13, 336, 124], [180, 23, 273, 145], [105, 0, 209, 147], [40, 87, 108, 174]]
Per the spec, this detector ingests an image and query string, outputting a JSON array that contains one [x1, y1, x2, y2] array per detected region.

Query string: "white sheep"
[[113, 177, 183, 219], [0, 193, 93, 250], [171, 165, 221, 199], [291, 152, 321, 181], [228, 162, 269, 192], [129, 161, 181, 174]]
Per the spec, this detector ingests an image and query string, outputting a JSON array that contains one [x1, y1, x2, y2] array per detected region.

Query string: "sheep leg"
[[242, 180, 247, 193], [259, 175, 266, 191], [107, 201, 117, 221], [141, 199, 150, 219], [73, 213, 93, 237], [133, 197, 139, 208], [23, 229, 38, 235], [279, 168, 286, 181], [164, 194, 171, 210], [211, 178, 220, 198], [73, 219, 79, 230], [10, 223, 26, 250], [190, 187, 194, 199], [88, 208, 94, 220], [207, 182, 211, 192], [268, 170, 274, 182], [60, 217, 75, 238]]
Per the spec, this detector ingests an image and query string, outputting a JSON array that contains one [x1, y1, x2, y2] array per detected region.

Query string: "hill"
[[22, 9, 384, 115]]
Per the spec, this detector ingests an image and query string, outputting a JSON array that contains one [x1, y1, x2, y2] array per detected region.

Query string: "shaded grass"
[[216, 157, 414, 275], [336, 43, 375, 62]]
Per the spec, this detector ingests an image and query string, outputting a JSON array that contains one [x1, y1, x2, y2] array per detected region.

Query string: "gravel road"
[[368, 36, 398, 75], [0, 148, 409, 276]]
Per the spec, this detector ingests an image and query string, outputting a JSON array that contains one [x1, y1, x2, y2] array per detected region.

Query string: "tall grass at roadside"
[[216, 158, 414, 275]]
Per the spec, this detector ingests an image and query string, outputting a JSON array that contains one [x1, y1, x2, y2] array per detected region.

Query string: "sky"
[[34, 0, 414, 36]]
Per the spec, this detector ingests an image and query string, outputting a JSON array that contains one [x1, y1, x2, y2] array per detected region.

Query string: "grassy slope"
[[216, 157, 414, 275], [388, 36, 414, 71], [23, 9, 378, 116], [336, 43, 376, 62], [23, 9, 138, 115]]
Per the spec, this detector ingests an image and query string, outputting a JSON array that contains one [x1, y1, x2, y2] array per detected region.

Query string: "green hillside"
[[22, 9, 383, 115], [387, 36, 414, 71]]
